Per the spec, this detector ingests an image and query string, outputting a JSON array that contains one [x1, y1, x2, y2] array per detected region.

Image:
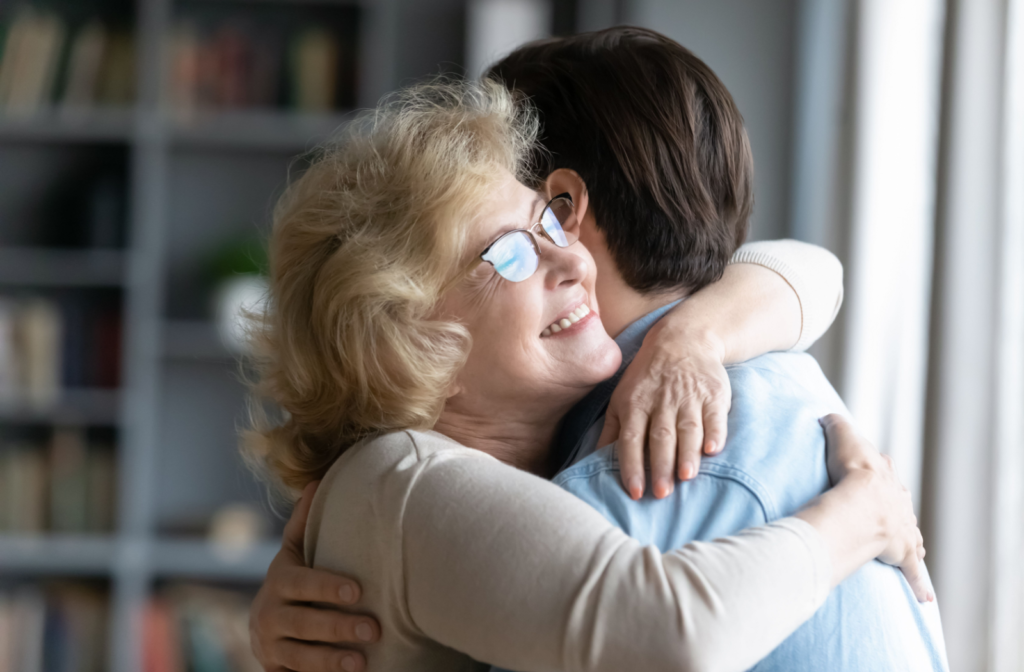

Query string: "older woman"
[[245, 80, 923, 672]]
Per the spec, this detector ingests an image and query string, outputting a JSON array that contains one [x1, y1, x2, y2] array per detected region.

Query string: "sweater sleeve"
[[401, 448, 832, 672], [730, 240, 844, 352]]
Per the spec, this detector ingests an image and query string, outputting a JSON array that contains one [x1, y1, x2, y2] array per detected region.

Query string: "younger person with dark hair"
[[248, 28, 944, 672]]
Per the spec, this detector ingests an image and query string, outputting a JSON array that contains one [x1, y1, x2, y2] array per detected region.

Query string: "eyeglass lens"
[[482, 230, 540, 282], [483, 197, 577, 282], [541, 197, 576, 248]]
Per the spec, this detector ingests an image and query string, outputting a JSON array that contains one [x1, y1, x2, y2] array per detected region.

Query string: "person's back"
[[554, 352, 949, 671]]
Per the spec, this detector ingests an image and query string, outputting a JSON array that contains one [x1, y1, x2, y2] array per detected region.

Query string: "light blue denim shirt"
[[490, 308, 949, 672]]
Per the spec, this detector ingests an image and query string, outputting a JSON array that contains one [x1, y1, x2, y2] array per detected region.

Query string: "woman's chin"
[[551, 337, 622, 385], [545, 319, 621, 374]]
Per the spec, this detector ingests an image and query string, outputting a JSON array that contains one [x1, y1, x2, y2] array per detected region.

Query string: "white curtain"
[[927, 0, 1024, 669], [793, 0, 1024, 669], [839, 0, 945, 508]]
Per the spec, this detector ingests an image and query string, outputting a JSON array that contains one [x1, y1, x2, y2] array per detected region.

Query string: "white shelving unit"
[[0, 0, 472, 669]]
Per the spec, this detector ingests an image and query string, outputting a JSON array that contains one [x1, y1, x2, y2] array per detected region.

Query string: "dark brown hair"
[[487, 26, 754, 294]]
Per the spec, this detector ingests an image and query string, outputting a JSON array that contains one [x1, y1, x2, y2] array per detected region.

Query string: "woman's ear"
[[445, 378, 463, 400], [544, 169, 589, 223]]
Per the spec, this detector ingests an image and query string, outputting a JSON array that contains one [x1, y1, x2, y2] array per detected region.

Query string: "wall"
[[625, 0, 799, 242]]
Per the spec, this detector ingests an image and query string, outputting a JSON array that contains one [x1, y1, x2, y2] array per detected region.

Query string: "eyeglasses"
[[445, 193, 579, 292]]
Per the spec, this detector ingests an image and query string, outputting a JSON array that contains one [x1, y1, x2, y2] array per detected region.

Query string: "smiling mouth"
[[541, 303, 592, 337]]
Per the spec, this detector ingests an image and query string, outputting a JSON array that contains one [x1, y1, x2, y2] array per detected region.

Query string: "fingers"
[[269, 564, 367, 608], [675, 373, 729, 482], [675, 411, 703, 484], [272, 639, 366, 672], [615, 407, 649, 500], [282, 480, 322, 558], [648, 407, 678, 498], [700, 387, 729, 457], [273, 605, 380, 644], [899, 552, 934, 603]]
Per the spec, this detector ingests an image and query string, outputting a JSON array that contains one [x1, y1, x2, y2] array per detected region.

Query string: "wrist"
[[649, 315, 727, 364], [796, 474, 888, 587]]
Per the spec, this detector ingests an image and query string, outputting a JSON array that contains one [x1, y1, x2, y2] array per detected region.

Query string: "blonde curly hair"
[[243, 79, 539, 494]]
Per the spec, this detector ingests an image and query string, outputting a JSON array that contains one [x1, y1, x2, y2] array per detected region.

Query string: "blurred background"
[[0, 0, 1020, 670]]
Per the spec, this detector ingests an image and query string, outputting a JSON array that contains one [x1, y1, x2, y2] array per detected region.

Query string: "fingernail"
[[705, 441, 718, 455], [627, 476, 644, 500], [339, 584, 355, 603], [356, 621, 374, 642], [654, 477, 671, 498], [341, 655, 357, 672], [681, 462, 696, 480]]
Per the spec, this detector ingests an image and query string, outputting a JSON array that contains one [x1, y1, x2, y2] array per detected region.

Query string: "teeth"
[[541, 303, 592, 337]]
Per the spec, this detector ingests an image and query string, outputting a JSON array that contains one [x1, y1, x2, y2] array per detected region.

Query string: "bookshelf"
[[0, 0, 471, 669]]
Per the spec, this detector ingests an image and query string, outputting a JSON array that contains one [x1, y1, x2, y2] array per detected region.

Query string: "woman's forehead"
[[476, 175, 545, 241]]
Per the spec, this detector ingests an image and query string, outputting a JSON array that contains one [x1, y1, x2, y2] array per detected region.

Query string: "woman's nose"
[[541, 243, 588, 290]]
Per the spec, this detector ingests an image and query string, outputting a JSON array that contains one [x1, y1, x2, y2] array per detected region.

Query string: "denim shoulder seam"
[[555, 459, 775, 522]]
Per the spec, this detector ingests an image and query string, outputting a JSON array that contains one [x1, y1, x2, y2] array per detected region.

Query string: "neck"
[[434, 398, 572, 477], [598, 274, 689, 337]]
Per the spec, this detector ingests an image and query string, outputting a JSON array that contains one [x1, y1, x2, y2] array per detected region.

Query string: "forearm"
[[651, 240, 844, 364], [794, 474, 887, 588], [652, 262, 801, 365], [794, 414, 931, 601], [407, 457, 831, 672]]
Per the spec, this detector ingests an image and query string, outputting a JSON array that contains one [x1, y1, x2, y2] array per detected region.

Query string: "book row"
[[0, 583, 260, 672], [0, 428, 116, 534], [0, 583, 108, 672], [0, 295, 121, 409], [0, 5, 358, 118], [144, 585, 261, 672], [168, 18, 356, 115], [0, 8, 134, 116]]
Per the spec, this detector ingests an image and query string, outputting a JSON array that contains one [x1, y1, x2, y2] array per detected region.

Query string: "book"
[[49, 427, 89, 533], [215, 25, 251, 109], [85, 443, 117, 532], [0, 592, 11, 672], [9, 586, 45, 672], [0, 298, 18, 407], [97, 31, 134, 106], [0, 8, 67, 116], [18, 298, 63, 408], [0, 9, 27, 108], [60, 21, 108, 110], [248, 27, 283, 109], [290, 28, 338, 113], [168, 22, 200, 118], [143, 599, 184, 672], [2, 444, 47, 532]]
